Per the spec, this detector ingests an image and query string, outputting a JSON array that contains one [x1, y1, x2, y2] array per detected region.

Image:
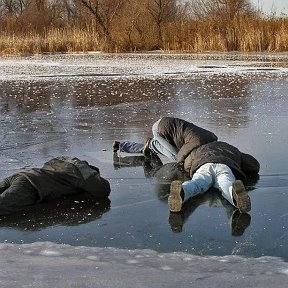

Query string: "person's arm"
[[176, 131, 218, 163], [241, 152, 260, 175], [176, 142, 197, 163]]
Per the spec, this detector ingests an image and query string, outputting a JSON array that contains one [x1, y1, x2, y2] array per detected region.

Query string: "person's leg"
[[168, 163, 214, 212], [149, 137, 178, 160], [150, 119, 178, 160], [182, 163, 214, 201], [212, 163, 235, 206], [119, 141, 144, 153], [213, 163, 251, 212], [0, 174, 39, 215]]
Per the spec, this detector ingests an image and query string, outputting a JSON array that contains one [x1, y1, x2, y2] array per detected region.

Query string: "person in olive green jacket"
[[0, 156, 110, 215]]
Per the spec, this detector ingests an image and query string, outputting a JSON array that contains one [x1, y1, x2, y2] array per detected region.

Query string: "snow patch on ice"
[[39, 249, 63, 257], [86, 255, 99, 261], [0, 242, 288, 287], [280, 269, 288, 275]]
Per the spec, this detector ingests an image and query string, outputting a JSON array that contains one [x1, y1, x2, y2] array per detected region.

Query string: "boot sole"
[[168, 180, 183, 212], [232, 180, 251, 213], [142, 138, 152, 157]]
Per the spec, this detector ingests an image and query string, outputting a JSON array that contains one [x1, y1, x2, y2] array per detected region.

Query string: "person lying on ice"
[[113, 116, 218, 162], [167, 141, 260, 214], [112, 116, 259, 214], [0, 156, 110, 215]]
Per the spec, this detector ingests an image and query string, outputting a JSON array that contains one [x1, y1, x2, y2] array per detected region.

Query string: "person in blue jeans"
[[113, 116, 259, 214], [112, 153, 258, 235], [113, 116, 218, 161], [168, 141, 260, 214]]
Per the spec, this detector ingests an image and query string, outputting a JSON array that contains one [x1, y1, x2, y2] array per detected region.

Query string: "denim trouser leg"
[[119, 141, 144, 153], [182, 163, 214, 202], [150, 118, 179, 160], [213, 163, 236, 206], [181, 163, 236, 207]]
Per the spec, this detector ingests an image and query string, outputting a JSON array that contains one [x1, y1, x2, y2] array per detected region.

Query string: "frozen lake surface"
[[0, 53, 288, 286]]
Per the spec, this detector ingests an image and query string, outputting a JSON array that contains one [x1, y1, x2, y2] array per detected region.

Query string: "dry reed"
[[1, 15, 288, 55]]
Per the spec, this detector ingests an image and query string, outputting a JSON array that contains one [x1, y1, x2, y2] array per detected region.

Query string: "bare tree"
[[60, 0, 77, 21], [187, 0, 253, 21], [76, 0, 125, 45], [146, 0, 177, 48], [0, 0, 26, 16], [218, 0, 252, 20]]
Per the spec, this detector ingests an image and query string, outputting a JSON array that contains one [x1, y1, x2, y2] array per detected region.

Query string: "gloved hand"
[[177, 161, 184, 172]]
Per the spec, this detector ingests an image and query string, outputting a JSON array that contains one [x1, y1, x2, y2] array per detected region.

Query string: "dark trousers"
[[0, 174, 39, 215]]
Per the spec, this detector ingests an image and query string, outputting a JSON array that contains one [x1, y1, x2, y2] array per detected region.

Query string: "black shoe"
[[169, 212, 184, 233], [231, 209, 251, 236], [168, 180, 184, 212], [113, 141, 120, 153], [232, 180, 251, 213], [142, 138, 153, 158]]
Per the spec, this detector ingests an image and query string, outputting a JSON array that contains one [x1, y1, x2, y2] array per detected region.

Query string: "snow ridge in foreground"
[[0, 242, 287, 288]]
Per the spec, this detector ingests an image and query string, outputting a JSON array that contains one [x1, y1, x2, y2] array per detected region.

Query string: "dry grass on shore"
[[0, 27, 102, 56], [1, 16, 288, 56]]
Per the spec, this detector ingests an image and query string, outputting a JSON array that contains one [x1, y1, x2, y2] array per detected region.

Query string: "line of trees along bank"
[[0, 0, 287, 55]]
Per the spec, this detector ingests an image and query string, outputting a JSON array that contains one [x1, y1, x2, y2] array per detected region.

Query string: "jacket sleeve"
[[176, 132, 218, 163], [176, 142, 198, 163], [240, 152, 260, 175], [81, 173, 111, 198]]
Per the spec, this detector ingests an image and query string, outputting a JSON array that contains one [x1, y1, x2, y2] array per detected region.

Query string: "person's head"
[[89, 165, 100, 174]]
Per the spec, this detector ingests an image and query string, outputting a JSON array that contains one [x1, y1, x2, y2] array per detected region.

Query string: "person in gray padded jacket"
[[0, 156, 110, 215], [168, 141, 260, 214], [113, 116, 218, 164]]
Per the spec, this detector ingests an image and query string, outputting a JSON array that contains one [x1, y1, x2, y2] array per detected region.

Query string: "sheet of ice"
[[1, 53, 288, 285], [0, 241, 287, 288], [1, 53, 288, 81]]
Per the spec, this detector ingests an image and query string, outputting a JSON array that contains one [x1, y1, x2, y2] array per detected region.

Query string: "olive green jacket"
[[20, 156, 110, 201]]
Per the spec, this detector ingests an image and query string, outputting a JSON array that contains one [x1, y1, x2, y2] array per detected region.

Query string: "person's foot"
[[112, 141, 120, 153], [142, 138, 152, 157], [169, 212, 184, 233], [231, 209, 251, 236], [232, 180, 251, 213], [168, 180, 184, 212]]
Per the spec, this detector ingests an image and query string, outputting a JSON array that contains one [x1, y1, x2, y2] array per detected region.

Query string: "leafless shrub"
[[0, 0, 287, 55]]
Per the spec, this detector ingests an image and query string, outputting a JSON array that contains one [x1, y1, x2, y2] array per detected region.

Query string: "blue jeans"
[[119, 142, 144, 153], [181, 163, 236, 207], [149, 118, 178, 160]]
